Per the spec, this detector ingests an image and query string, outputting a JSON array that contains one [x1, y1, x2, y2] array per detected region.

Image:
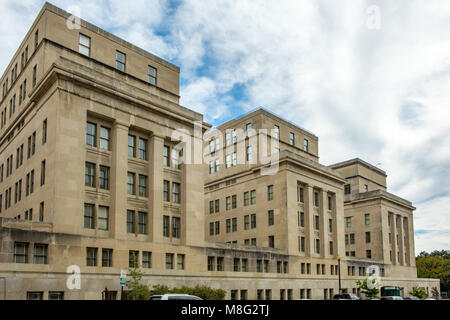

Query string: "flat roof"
[[329, 158, 387, 177]]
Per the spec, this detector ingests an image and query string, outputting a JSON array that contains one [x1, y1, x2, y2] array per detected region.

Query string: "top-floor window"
[[344, 185, 351, 195], [128, 135, 136, 157], [290, 132, 295, 146], [34, 29, 39, 51], [304, 139, 309, 152], [100, 126, 110, 150], [246, 123, 252, 137], [274, 125, 280, 140], [148, 66, 157, 85], [86, 122, 96, 147], [116, 51, 126, 72], [79, 34, 91, 57], [138, 138, 148, 160]]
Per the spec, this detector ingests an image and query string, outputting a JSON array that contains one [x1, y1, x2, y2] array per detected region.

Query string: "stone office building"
[[0, 3, 439, 300]]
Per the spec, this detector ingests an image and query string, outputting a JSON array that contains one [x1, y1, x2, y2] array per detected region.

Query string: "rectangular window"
[[42, 119, 47, 144], [344, 185, 351, 195], [366, 232, 371, 243], [299, 212, 305, 227], [34, 29, 39, 50], [209, 222, 214, 236], [350, 233, 355, 244], [99, 166, 110, 190], [177, 254, 185, 270], [226, 196, 231, 210], [232, 195, 237, 209], [86, 122, 96, 147], [163, 146, 170, 167], [268, 236, 275, 248], [172, 217, 180, 238], [251, 214, 256, 229], [163, 180, 170, 201], [300, 237, 305, 252], [365, 213, 371, 225], [289, 132, 295, 146], [165, 253, 174, 269], [268, 210, 274, 226], [128, 135, 136, 157], [85, 162, 95, 187], [102, 249, 113, 267], [217, 257, 224, 271], [314, 191, 319, 207], [163, 216, 170, 237], [172, 182, 180, 203], [215, 221, 220, 235], [315, 239, 320, 254], [116, 50, 126, 72], [14, 242, 29, 263], [250, 190, 256, 205], [232, 152, 237, 166], [267, 185, 274, 201], [127, 172, 135, 195], [84, 204, 95, 229], [98, 206, 109, 230], [346, 217, 352, 228], [138, 138, 147, 160], [329, 219, 333, 233], [303, 139, 309, 152], [299, 187, 304, 202], [274, 125, 280, 140], [244, 215, 249, 230], [137, 212, 147, 234], [40, 160, 46, 186], [129, 251, 139, 268], [32, 65, 37, 87], [39, 202, 44, 222], [208, 256, 215, 271], [99, 126, 110, 150], [246, 123, 252, 137], [232, 217, 237, 232], [86, 247, 98, 266], [330, 241, 334, 255], [127, 210, 135, 233], [243, 192, 249, 206], [226, 154, 231, 168], [366, 250, 372, 259], [138, 175, 147, 197], [213, 199, 219, 213], [246, 146, 252, 162], [79, 34, 91, 56], [142, 251, 152, 268], [148, 65, 157, 85], [226, 219, 231, 233], [328, 195, 332, 210], [48, 292, 64, 300]]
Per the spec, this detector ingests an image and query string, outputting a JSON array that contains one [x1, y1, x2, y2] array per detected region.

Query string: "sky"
[[0, 0, 449, 254]]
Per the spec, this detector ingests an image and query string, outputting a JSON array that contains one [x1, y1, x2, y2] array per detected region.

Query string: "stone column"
[[305, 185, 315, 256], [110, 121, 129, 239], [319, 189, 329, 258], [407, 215, 416, 267], [181, 134, 205, 247], [149, 134, 164, 243], [390, 213, 397, 265], [398, 215, 404, 266]]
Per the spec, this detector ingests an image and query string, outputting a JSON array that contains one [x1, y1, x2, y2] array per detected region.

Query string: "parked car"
[[149, 294, 202, 300], [380, 296, 403, 300], [332, 293, 360, 300]]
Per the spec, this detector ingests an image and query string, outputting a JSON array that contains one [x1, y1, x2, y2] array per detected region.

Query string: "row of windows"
[[163, 180, 181, 203], [345, 213, 371, 228], [209, 186, 274, 214], [1, 29, 36, 102], [78, 33, 158, 85], [0, 162, 45, 213], [297, 186, 334, 210], [345, 232, 372, 245], [13, 242, 48, 264], [297, 237, 334, 255]]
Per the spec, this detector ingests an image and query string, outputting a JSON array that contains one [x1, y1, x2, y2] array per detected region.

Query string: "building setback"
[[0, 3, 439, 300]]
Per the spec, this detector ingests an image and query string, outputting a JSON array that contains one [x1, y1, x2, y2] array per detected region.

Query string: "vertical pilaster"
[[305, 185, 315, 256], [319, 190, 329, 258], [398, 215, 404, 266], [390, 213, 397, 265], [110, 121, 129, 239], [149, 134, 164, 243], [181, 134, 205, 247], [408, 215, 416, 267]]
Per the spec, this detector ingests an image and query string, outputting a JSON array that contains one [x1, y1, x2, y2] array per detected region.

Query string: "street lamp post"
[[337, 255, 342, 294]]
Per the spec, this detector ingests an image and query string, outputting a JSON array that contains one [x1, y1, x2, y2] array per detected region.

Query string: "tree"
[[409, 286, 427, 299], [125, 253, 150, 300], [356, 278, 380, 299], [416, 251, 450, 293]]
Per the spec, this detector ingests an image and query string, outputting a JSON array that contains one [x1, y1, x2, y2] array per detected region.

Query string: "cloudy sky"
[[0, 0, 449, 254]]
